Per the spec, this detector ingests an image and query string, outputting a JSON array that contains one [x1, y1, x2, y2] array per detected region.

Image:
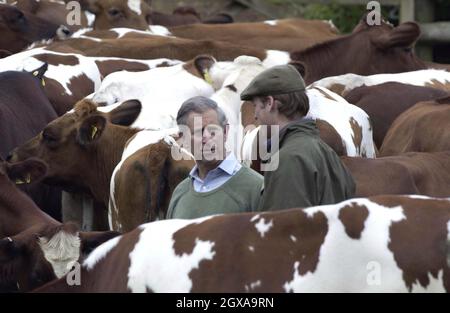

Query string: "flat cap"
[[240, 64, 306, 101]]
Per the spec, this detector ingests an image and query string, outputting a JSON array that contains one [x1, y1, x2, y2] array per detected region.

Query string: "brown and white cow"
[[34, 195, 450, 292], [342, 151, 450, 197], [0, 3, 59, 54], [0, 157, 119, 292], [0, 47, 180, 115], [380, 96, 450, 156]]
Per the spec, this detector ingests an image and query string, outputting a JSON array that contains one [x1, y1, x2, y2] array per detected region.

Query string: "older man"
[[166, 96, 263, 219]]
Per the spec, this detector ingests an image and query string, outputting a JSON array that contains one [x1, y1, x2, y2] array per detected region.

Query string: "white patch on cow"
[[250, 214, 260, 222], [71, 27, 94, 38], [128, 0, 142, 15], [83, 236, 121, 270], [410, 270, 446, 292], [306, 86, 376, 157], [148, 25, 173, 37], [111, 28, 150, 38], [245, 280, 261, 292], [290, 235, 297, 242], [262, 50, 291, 68], [264, 20, 278, 26], [241, 126, 260, 167], [248, 246, 254, 252], [310, 70, 450, 96], [85, 11, 96, 27], [323, 19, 338, 32], [127, 218, 216, 292], [39, 231, 81, 278], [253, 217, 273, 238], [281, 198, 448, 292]]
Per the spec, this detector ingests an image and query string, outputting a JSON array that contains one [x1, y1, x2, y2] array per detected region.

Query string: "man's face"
[[252, 96, 275, 126], [186, 109, 227, 163]]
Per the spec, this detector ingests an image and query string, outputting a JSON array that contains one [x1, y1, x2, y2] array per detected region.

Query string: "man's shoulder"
[[236, 165, 263, 182], [172, 177, 192, 196]]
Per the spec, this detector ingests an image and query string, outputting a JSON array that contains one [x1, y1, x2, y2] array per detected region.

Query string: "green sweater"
[[166, 166, 263, 219], [259, 119, 356, 211]]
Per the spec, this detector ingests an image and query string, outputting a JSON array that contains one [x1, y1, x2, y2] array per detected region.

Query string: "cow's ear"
[[77, 115, 106, 145], [29, 62, 48, 81], [289, 61, 306, 78], [79, 231, 121, 255], [108, 99, 141, 126], [194, 55, 216, 83], [0, 237, 20, 263], [6, 158, 48, 185], [84, 0, 101, 14], [372, 22, 420, 50]]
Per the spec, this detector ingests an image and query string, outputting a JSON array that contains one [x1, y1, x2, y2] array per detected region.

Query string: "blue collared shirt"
[[190, 152, 242, 193]]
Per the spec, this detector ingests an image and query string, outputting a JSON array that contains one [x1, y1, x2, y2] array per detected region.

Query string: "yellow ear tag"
[[41, 78, 46, 87], [15, 179, 25, 185], [33, 71, 39, 77], [204, 71, 213, 85], [91, 125, 98, 140], [25, 174, 31, 184]]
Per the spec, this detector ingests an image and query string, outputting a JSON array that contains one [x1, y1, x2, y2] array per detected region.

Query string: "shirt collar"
[[189, 152, 238, 179]]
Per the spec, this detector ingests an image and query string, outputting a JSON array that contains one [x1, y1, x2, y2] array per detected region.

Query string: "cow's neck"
[[86, 127, 140, 206], [292, 35, 355, 84], [0, 176, 57, 237]]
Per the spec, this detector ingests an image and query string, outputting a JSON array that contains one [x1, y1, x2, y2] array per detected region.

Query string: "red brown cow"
[[380, 96, 450, 156], [35, 195, 450, 292], [0, 3, 59, 54], [0, 67, 62, 220], [342, 152, 450, 197], [0, 157, 119, 292], [344, 82, 449, 148], [168, 18, 339, 52], [8, 99, 142, 229]]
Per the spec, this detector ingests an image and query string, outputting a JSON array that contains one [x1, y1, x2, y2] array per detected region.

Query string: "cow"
[[90, 56, 215, 130], [168, 18, 339, 52], [34, 195, 450, 292], [44, 18, 427, 83], [0, 67, 62, 220], [0, 47, 180, 115], [0, 3, 59, 54], [292, 17, 427, 84], [310, 69, 450, 97], [0, 156, 119, 292], [342, 152, 450, 197], [7, 99, 144, 229], [6, 0, 90, 32], [109, 131, 195, 232], [343, 82, 449, 148], [380, 96, 450, 156]]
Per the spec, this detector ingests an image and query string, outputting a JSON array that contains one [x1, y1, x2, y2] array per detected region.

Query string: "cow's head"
[[294, 16, 426, 83], [0, 223, 120, 292], [0, 3, 58, 53], [8, 99, 142, 195], [86, 0, 152, 30]]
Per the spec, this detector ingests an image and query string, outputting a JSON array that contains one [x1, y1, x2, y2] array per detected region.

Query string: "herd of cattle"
[[0, 0, 450, 293]]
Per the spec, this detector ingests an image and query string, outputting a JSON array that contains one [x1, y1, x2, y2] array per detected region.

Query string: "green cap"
[[240, 64, 306, 101]]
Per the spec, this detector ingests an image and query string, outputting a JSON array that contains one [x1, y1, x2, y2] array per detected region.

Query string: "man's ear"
[[77, 115, 106, 146], [266, 96, 277, 112], [6, 158, 48, 185]]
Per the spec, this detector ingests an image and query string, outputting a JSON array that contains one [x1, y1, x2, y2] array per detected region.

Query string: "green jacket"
[[166, 166, 263, 219], [259, 119, 355, 211]]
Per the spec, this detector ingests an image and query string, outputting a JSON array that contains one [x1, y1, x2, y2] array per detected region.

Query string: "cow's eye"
[[108, 8, 122, 17], [42, 130, 58, 144]]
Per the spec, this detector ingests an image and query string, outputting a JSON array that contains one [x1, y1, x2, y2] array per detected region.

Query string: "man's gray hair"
[[176, 96, 228, 128]]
